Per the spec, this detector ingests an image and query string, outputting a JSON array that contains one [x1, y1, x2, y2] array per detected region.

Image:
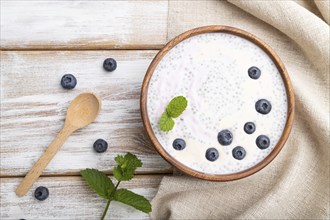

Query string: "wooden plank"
[[0, 0, 168, 50], [0, 175, 162, 219], [0, 50, 172, 176]]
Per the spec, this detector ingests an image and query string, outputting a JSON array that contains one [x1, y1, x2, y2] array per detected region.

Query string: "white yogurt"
[[147, 33, 288, 174]]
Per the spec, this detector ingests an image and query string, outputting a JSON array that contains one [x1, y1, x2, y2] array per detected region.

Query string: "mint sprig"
[[160, 96, 187, 131], [80, 153, 151, 220]]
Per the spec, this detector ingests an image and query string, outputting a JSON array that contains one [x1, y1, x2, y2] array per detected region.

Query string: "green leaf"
[[159, 112, 175, 131], [114, 155, 125, 166], [113, 189, 152, 213], [80, 168, 114, 199], [113, 166, 124, 181], [113, 153, 143, 181], [166, 96, 188, 118]]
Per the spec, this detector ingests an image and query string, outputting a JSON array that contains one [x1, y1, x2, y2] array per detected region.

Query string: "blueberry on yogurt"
[[255, 99, 272, 114], [205, 148, 219, 162], [172, 138, 186, 150], [244, 122, 256, 134], [232, 146, 246, 160], [248, 66, 261, 79], [217, 130, 233, 145], [256, 135, 270, 149]]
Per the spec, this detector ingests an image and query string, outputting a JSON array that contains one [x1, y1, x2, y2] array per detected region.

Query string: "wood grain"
[[0, 0, 168, 50], [1, 175, 162, 219], [0, 50, 172, 177], [16, 93, 101, 196], [140, 26, 295, 181]]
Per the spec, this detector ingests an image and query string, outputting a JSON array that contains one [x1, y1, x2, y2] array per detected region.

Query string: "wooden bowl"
[[140, 25, 295, 181]]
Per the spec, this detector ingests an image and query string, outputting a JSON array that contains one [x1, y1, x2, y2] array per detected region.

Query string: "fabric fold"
[[150, 1, 329, 219], [314, 0, 330, 24], [227, 0, 329, 72]]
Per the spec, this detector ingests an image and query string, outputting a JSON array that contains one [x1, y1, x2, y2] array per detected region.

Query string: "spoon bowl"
[[66, 93, 101, 129]]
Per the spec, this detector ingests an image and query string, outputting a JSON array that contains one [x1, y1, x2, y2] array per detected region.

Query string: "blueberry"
[[256, 135, 270, 149], [232, 146, 246, 160], [205, 148, 219, 162], [217, 129, 233, 145], [93, 139, 108, 153], [255, 99, 272, 114], [60, 74, 77, 89], [103, 58, 117, 72], [244, 122, 256, 134], [248, 66, 261, 79], [34, 186, 49, 201], [172, 138, 186, 150]]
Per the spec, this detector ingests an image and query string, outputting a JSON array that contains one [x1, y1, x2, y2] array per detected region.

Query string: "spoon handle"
[[16, 125, 73, 197]]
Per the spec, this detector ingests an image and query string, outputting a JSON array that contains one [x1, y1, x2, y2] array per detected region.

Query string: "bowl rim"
[[140, 25, 295, 181]]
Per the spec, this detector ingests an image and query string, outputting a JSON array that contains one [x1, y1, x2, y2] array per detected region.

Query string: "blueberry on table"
[[232, 146, 246, 160], [244, 122, 256, 134], [103, 58, 117, 72], [93, 139, 108, 153], [205, 148, 219, 162], [217, 129, 233, 145], [256, 135, 270, 149], [248, 66, 261, 79], [61, 74, 77, 89], [172, 138, 186, 150], [255, 99, 272, 114], [34, 186, 49, 201]]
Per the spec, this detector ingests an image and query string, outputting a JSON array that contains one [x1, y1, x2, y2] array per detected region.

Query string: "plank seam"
[[0, 48, 162, 52], [0, 173, 172, 179]]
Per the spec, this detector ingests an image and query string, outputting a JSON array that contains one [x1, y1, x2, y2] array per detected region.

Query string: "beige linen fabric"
[[150, 0, 330, 219]]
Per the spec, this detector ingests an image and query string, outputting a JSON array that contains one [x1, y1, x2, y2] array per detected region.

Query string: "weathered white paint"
[[0, 1, 168, 49], [0, 51, 172, 177], [0, 175, 162, 219], [0, 1, 171, 219]]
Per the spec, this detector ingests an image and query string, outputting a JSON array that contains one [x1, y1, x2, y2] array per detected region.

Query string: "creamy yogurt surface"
[[147, 32, 288, 174]]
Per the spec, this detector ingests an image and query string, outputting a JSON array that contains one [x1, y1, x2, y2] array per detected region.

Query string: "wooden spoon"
[[16, 92, 101, 197]]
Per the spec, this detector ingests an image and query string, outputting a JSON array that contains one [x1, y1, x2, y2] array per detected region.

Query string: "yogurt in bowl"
[[141, 26, 295, 181]]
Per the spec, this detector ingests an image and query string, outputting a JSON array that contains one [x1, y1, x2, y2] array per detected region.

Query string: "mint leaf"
[[159, 112, 175, 131], [80, 168, 114, 199], [159, 96, 188, 132], [114, 155, 125, 165], [166, 96, 188, 118], [113, 153, 143, 181], [113, 166, 124, 181], [114, 189, 152, 213]]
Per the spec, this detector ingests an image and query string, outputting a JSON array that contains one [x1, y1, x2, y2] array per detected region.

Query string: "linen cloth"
[[150, 0, 330, 219]]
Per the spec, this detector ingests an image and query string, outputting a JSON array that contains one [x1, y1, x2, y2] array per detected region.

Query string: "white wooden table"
[[0, 1, 176, 219]]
